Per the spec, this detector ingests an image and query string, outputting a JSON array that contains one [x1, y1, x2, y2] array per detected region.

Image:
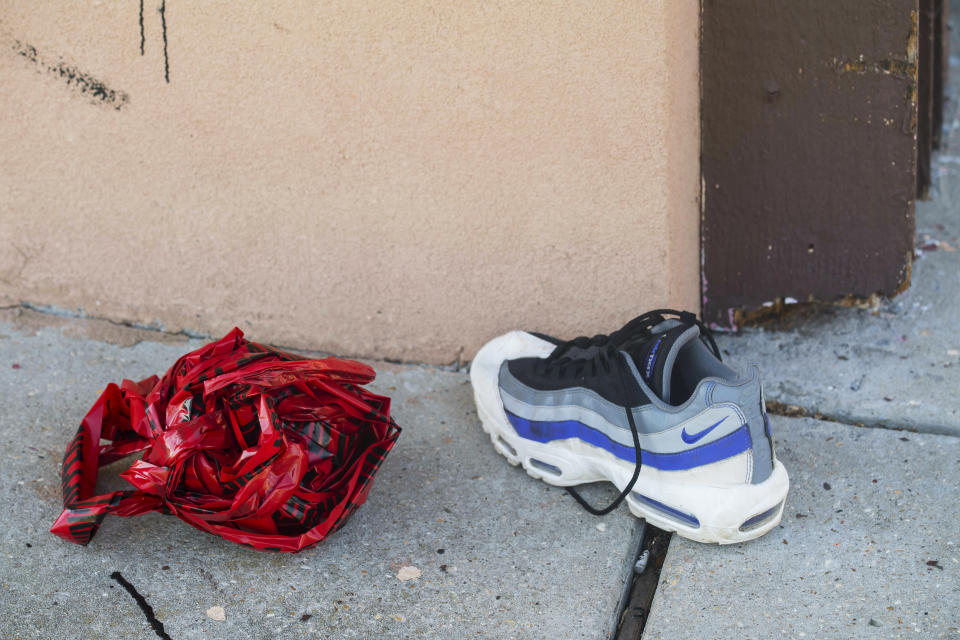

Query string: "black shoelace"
[[539, 309, 721, 516]]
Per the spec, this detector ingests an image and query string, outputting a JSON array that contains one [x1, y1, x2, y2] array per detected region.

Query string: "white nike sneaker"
[[469, 309, 789, 544]]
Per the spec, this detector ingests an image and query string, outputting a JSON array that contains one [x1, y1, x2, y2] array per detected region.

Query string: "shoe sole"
[[470, 331, 790, 544]]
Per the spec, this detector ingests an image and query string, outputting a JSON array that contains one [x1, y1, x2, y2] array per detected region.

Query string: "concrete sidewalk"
[[2, 244, 959, 640], [643, 416, 960, 638], [0, 314, 639, 639]]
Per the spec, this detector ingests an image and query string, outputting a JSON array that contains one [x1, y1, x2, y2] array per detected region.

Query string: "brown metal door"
[[700, 0, 927, 327]]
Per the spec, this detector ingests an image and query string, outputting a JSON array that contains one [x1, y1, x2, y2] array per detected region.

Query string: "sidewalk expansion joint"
[[614, 524, 672, 640], [765, 401, 957, 437], [110, 571, 172, 640]]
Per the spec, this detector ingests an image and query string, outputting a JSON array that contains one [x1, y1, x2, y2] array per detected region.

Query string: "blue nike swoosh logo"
[[680, 417, 727, 444]]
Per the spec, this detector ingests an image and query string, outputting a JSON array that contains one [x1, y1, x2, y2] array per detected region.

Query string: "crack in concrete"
[[110, 572, 172, 640]]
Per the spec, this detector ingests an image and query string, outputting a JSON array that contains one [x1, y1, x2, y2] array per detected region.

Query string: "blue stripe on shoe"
[[504, 411, 751, 471]]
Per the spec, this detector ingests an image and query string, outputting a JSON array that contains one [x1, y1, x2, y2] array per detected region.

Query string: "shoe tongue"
[[632, 323, 700, 404]]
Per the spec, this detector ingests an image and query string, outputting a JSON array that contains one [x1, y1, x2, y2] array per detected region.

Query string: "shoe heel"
[[625, 458, 790, 544]]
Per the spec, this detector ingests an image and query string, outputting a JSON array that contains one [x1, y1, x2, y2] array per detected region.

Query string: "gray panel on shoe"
[[500, 389, 745, 453], [710, 372, 773, 483]]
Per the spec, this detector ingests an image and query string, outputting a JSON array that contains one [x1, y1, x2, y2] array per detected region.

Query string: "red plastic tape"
[[50, 328, 401, 552]]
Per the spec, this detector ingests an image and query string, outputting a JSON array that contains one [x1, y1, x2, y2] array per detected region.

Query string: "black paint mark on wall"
[[12, 41, 130, 111], [138, 0, 170, 82], [159, 0, 169, 83]]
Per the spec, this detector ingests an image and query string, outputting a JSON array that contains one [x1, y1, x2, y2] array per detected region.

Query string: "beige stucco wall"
[[0, 1, 700, 364]]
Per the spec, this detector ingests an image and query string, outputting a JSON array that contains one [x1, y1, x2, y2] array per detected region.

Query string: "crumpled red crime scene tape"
[[50, 328, 401, 552]]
